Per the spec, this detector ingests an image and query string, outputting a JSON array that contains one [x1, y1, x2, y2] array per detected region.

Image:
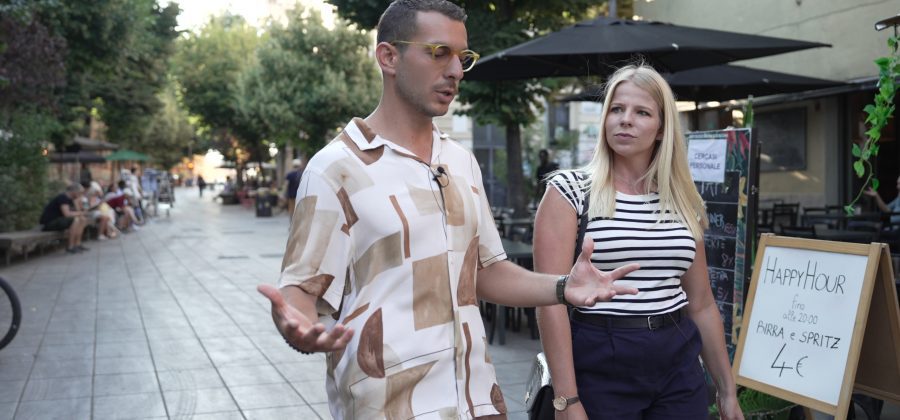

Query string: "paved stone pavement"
[[0, 188, 540, 419]]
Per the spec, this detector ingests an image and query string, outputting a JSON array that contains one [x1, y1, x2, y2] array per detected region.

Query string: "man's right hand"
[[257, 284, 354, 353]]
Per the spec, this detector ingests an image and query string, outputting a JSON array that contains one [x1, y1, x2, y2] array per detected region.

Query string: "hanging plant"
[[846, 34, 899, 215]]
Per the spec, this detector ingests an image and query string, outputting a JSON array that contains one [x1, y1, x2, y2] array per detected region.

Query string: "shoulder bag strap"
[[573, 189, 590, 264]]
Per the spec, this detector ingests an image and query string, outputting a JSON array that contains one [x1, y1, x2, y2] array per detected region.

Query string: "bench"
[[0, 230, 66, 266]]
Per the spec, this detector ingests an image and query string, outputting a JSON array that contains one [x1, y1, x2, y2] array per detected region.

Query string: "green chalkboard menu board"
[[688, 129, 758, 357]]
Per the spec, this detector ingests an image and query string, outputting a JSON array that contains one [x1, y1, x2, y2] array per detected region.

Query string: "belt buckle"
[[647, 315, 658, 331]]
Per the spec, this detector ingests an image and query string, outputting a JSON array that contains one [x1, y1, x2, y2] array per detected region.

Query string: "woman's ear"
[[375, 42, 399, 76]]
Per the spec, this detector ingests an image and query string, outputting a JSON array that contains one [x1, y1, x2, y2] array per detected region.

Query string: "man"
[[284, 158, 304, 218], [40, 183, 89, 254], [257, 1, 639, 418]]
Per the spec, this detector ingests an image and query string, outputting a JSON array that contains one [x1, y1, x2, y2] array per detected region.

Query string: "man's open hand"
[[257, 284, 354, 353], [564, 238, 640, 306]]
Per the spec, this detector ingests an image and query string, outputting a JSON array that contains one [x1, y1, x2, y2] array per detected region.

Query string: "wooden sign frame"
[[732, 234, 900, 419]]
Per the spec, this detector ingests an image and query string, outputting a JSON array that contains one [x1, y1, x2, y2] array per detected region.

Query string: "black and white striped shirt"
[[549, 171, 694, 316]]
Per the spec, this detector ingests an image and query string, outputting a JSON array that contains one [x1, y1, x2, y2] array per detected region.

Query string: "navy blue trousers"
[[570, 315, 709, 420]]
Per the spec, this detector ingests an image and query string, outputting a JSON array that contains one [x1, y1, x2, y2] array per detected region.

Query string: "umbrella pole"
[[693, 101, 700, 131]]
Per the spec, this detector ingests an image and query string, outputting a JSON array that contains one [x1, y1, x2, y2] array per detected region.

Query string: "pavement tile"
[[94, 372, 160, 396], [163, 387, 239, 416], [141, 316, 191, 330], [229, 383, 302, 411], [148, 338, 204, 355], [0, 380, 25, 403], [289, 380, 328, 404], [218, 364, 285, 387], [310, 403, 332, 420], [208, 349, 269, 368], [157, 368, 225, 391], [192, 322, 245, 339], [0, 402, 14, 420], [1, 333, 42, 351], [243, 405, 319, 420], [95, 340, 151, 359], [94, 355, 156, 375], [36, 343, 94, 361], [181, 411, 244, 420], [199, 336, 255, 352], [275, 361, 326, 383], [15, 397, 91, 420], [146, 327, 197, 342], [20, 376, 92, 401], [95, 328, 147, 343], [41, 331, 95, 345], [93, 392, 167, 420], [29, 357, 92, 379], [154, 352, 214, 371]]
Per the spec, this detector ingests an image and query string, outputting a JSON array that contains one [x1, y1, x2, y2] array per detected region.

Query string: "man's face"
[[394, 11, 467, 118]]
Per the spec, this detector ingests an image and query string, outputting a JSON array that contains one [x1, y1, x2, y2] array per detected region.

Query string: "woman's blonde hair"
[[582, 64, 708, 240]]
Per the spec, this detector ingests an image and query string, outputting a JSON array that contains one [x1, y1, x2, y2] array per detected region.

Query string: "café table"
[[486, 239, 533, 345]]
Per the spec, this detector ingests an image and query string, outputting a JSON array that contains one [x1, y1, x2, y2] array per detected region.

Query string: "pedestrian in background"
[[284, 158, 304, 219], [197, 175, 206, 198], [534, 64, 743, 420], [257, 1, 639, 418]]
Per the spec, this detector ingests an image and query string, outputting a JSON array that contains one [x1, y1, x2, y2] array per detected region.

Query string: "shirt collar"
[[345, 117, 447, 163]]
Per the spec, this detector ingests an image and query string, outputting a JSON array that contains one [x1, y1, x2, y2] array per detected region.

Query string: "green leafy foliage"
[[709, 388, 794, 420], [234, 7, 379, 154], [137, 81, 195, 170], [0, 112, 55, 232], [171, 13, 263, 165], [846, 34, 899, 215]]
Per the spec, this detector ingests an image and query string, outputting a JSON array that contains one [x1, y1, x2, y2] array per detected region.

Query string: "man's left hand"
[[565, 238, 640, 306]]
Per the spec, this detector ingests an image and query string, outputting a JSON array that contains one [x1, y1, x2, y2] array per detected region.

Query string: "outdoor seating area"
[[484, 207, 539, 345], [758, 202, 900, 248]]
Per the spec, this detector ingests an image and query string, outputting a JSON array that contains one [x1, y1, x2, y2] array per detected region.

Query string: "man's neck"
[[365, 105, 436, 163]]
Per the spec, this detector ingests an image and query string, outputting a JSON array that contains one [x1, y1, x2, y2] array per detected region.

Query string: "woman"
[[534, 64, 743, 420]]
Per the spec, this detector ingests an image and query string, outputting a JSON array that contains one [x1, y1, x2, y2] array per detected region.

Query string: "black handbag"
[[525, 189, 590, 420]]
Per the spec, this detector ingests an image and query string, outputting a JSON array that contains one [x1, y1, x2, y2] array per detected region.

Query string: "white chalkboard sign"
[[733, 234, 900, 419]]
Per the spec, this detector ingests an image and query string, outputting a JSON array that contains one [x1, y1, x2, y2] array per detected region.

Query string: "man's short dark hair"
[[376, 0, 466, 45]]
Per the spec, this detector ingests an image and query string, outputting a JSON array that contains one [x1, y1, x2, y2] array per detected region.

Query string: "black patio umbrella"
[[560, 64, 844, 103], [465, 16, 829, 81]]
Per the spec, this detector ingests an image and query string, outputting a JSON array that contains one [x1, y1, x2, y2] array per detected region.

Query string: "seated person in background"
[[87, 182, 117, 239], [105, 182, 137, 231], [864, 174, 900, 228], [40, 183, 90, 254], [223, 176, 235, 193]]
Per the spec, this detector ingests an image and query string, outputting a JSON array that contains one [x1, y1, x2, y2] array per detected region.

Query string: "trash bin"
[[255, 188, 273, 217]]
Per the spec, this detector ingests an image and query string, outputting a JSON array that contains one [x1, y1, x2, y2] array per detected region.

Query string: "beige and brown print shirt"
[[279, 118, 509, 419]]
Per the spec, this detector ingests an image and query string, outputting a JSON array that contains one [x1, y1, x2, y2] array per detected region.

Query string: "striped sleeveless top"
[[549, 170, 695, 316]]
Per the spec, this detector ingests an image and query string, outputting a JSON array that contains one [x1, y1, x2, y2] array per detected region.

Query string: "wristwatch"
[[553, 395, 580, 411], [555, 275, 569, 305]]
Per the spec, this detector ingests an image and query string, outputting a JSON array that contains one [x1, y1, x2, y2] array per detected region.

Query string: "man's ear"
[[375, 42, 400, 76]]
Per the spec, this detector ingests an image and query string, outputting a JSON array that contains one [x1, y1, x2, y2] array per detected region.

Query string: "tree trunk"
[[505, 124, 528, 217]]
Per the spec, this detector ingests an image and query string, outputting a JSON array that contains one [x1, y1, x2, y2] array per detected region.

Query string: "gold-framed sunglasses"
[[390, 41, 480, 72]]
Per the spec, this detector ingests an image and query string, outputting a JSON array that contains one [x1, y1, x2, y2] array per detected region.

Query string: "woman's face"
[[603, 80, 662, 163]]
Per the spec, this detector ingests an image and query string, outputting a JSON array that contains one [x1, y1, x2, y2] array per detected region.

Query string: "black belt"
[[572, 308, 686, 331]]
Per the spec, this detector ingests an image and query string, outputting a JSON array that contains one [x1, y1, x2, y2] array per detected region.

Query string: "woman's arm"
[[681, 238, 744, 420], [533, 187, 587, 419]]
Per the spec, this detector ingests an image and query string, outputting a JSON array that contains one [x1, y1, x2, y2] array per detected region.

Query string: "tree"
[[172, 13, 260, 165], [97, 0, 180, 145], [234, 7, 379, 154], [137, 81, 195, 170], [327, 0, 611, 215]]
